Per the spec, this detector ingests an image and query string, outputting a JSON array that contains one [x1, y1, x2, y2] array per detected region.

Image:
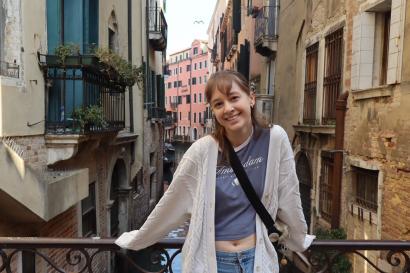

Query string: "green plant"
[[72, 105, 107, 132], [54, 43, 80, 64], [95, 47, 142, 86], [313, 228, 352, 273]]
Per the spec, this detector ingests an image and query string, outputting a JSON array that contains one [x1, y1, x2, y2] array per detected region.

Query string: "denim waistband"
[[215, 247, 255, 262]]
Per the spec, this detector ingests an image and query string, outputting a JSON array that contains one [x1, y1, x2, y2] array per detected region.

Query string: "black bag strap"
[[224, 136, 282, 237]]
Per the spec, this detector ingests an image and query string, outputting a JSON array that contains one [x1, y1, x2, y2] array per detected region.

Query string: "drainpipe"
[[331, 91, 349, 229], [128, 0, 134, 132], [145, 0, 150, 116]]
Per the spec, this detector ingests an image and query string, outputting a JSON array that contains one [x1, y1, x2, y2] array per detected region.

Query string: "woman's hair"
[[205, 70, 268, 163]]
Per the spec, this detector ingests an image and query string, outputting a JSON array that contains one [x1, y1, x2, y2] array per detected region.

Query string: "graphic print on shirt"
[[216, 155, 265, 187]]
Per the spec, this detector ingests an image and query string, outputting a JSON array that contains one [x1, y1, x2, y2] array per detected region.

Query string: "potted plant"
[[72, 104, 108, 133], [54, 43, 80, 65]]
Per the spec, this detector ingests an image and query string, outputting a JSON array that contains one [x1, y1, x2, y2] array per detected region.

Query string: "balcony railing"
[[38, 54, 126, 134], [0, 238, 409, 273], [0, 61, 19, 78], [147, 106, 166, 120], [254, 4, 279, 56], [148, 7, 168, 51], [173, 135, 190, 142]]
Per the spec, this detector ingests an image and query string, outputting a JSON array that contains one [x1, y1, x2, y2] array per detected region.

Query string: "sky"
[[164, 0, 217, 55]]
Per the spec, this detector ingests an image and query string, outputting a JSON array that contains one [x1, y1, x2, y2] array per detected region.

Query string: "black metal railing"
[[148, 7, 168, 51], [1, 238, 409, 273], [38, 54, 126, 134], [254, 4, 279, 45], [0, 61, 19, 78], [147, 106, 166, 119], [173, 135, 190, 142]]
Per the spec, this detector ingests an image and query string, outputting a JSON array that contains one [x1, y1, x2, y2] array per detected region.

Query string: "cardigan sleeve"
[[276, 131, 315, 252], [115, 156, 198, 251]]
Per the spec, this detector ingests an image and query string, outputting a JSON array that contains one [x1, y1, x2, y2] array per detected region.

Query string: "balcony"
[[147, 106, 166, 120], [38, 54, 126, 135], [0, 238, 409, 273], [0, 61, 19, 78], [0, 141, 88, 221], [148, 7, 168, 51], [255, 94, 274, 125], [254, 4, 279, 57]]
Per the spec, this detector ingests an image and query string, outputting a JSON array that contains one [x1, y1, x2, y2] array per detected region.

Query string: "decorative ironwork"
[[0, 237, 184, 273], [1, 238, 409, 272], [308, 240, 410, 273], [0, 61, 19, 78], [323, 28, 343, 124], [304, 43, 319, 124]]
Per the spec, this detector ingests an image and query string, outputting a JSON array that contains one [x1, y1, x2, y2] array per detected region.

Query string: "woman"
[[116, 70, 314, 273]]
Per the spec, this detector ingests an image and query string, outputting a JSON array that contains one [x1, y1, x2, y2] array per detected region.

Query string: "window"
[[169, 70, 172, 76], [319, 151, 333, 223], [187, 64, 191, 71], [204, 75, 207, 83], [178, 80, 182, 87], [186, 53, 188, 58], [180, 54, 183, 60], [352, 167, 378, 212], [303, 43, 319, 124], [178, 96, 182, 104], [199, 112, 202, 123], [179, 112, 181, 120], [351, 1, 404, 89], [204, 60, 208, 68], [81, 183, 97, 237], [186, 95, 191, 103], [179, 67, 182, 73], [194, 94, 197, 103], [192, 77, 197, 85], [167, 82, 172, 89], [173, 81, 177, 88], [194, 63, 197, 70], [323, 28, 343, 124], [199, 62, 202, 69], [188, 111, 191, 120], [199, 77, 202, 84], [199, 93, 202, 102], [193, 47, 198, 55], [194, 112, 196, 122]]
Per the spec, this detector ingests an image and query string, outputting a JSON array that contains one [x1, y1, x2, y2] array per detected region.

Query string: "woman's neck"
[[225, 125, 254, 147]]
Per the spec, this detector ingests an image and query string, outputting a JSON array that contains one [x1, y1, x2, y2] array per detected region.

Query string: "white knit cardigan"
[[116, 125, 314, 273]]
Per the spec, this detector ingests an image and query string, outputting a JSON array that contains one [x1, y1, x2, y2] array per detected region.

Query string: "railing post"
[[22, 250, 35, 273]]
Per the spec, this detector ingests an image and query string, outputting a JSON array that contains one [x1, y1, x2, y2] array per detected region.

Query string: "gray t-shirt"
[[214, 128, 270, 241]]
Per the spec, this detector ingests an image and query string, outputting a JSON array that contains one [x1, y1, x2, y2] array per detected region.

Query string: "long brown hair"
[[205, 70, 268, 163]]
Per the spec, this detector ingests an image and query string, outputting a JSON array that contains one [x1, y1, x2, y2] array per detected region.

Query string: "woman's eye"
[[213, 102, 223, 108], [231, 96, 240, 101]]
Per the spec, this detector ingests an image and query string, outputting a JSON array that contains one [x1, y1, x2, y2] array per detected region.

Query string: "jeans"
[[216, 247, 255, 273]]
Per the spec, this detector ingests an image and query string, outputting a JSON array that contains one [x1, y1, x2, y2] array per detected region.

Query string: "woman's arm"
[[115, 156, 198, 251], [276, 132, 314, 252]]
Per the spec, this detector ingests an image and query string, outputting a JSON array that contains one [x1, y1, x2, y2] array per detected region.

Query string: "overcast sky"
[[164, 0, 217, 55]]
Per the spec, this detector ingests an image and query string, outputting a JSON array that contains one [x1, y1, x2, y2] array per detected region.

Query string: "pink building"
[[165, 40, 210, 142]]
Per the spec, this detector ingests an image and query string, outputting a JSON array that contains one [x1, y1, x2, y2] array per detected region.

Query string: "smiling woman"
[[115, 70, 314, 273]]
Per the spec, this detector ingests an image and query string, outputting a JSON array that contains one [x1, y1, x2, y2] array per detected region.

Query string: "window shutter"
[[387, 0, 403, 84], [233, 0, 241, 33], [351, 13, 375, 90]]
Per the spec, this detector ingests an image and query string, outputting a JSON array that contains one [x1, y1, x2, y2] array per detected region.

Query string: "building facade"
[[0, 0, 166, 271], [274, 0, 410, 272], [164, 40, 210, 142]]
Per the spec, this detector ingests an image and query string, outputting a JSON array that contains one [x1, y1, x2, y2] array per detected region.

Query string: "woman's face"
[[210, 80, 255, 138]]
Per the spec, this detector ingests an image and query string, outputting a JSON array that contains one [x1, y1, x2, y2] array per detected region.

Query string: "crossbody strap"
[[224, 136, 282, 237]]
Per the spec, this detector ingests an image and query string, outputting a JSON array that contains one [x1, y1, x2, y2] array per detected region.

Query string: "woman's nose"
[[223, 102, 234, 113]]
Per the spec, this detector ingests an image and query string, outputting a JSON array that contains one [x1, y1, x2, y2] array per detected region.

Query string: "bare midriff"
[[215, 233, 256, 252]]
